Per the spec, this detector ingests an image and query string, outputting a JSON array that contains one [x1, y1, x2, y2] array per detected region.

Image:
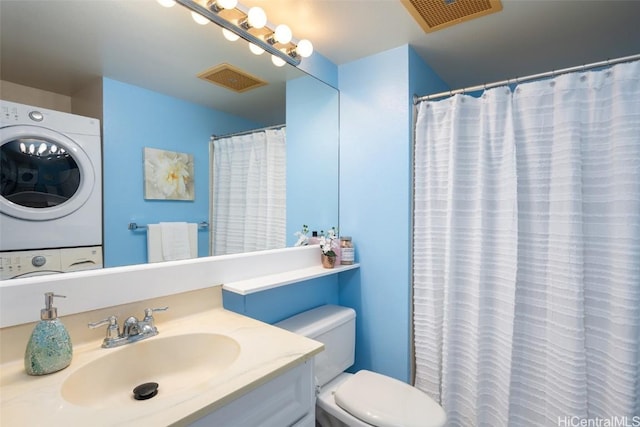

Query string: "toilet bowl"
[[316, 373, 370, 427], [276, 305, 446, 427]]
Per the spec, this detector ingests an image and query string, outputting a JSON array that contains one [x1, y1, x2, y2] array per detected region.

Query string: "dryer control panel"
[[0, 246, 102, 279], [0, 250, 61, 279]]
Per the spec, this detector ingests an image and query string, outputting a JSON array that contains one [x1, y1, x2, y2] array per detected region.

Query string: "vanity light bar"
[[174, 0, 302, 66]]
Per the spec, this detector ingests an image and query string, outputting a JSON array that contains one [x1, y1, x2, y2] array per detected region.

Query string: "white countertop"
[[0, 306, 323, 426]]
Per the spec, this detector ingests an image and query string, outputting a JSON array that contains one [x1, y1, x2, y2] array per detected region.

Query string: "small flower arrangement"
[[319, 227, 338, 257], [294, 224, 309, 247]]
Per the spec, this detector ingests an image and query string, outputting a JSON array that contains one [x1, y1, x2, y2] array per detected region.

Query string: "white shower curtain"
[[413, 60, 640, 426], [210, 128, 286, 256]]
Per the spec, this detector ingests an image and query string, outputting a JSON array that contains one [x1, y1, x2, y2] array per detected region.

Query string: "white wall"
[[0, 80, 72, 111]]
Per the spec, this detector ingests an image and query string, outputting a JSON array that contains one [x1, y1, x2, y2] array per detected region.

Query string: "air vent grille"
[[198, 64, 267, 93], [401, 0, 502, 33]]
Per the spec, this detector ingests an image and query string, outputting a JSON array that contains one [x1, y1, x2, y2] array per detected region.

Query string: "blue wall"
[[223, 275, 340, 324], [286, 75, 340, 245], [102, 78, 258, 267], [338, 45, 449, 382]]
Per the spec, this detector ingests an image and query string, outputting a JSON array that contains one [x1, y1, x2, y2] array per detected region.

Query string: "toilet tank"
[[276, 305, 355, 388]]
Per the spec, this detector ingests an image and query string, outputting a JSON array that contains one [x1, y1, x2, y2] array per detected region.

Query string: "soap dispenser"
[[24, 292, 73, 375]]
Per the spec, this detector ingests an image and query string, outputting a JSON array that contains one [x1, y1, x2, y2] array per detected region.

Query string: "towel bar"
[[128, 221, 209, 231]]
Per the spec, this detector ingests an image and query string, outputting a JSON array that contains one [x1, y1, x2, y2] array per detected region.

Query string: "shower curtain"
[[413, 60, 640, 426], [210, 128, 286, 256]]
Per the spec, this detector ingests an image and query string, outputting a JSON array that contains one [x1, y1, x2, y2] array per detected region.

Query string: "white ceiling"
[[2, 0, 640, 124], [257, 0, 640, 89]]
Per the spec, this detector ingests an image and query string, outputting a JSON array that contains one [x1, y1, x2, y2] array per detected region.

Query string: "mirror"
[[0, 1, 338, 269]]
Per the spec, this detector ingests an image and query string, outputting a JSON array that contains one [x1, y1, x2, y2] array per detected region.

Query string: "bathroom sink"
[[61, 333, 240, 408]]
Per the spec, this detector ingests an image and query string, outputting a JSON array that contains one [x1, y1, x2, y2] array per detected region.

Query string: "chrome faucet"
[[89, 307, 168, 348]]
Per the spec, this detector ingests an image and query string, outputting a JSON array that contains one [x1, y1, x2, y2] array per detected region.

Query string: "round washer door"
[[0, 124, 95, 221]]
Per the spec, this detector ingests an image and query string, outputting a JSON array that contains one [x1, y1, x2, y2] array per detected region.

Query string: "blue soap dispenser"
[[24, 292, 73, 375]]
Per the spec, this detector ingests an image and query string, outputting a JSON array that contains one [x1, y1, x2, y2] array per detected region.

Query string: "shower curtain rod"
[[414, 53, 640, 104], [211, 124, 285, 140]]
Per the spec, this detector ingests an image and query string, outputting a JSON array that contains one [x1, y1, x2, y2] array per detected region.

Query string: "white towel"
[[147, 222, 197, 263]]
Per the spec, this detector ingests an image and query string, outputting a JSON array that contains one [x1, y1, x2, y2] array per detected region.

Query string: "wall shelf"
[[223, 263, 359, 296]]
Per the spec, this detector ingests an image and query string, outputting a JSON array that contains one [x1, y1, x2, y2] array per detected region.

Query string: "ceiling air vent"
[[401, 0, 502, 33], [197, 63, 267, 93]]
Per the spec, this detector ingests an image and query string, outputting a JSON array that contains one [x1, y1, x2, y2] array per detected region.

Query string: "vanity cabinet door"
[[189, 360, 314, 427]]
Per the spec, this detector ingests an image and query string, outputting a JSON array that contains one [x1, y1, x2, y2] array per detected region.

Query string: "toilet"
[[276, 305, 447, 427]]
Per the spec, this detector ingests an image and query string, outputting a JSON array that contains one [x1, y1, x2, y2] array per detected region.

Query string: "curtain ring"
[[605, 58, 612, 77]]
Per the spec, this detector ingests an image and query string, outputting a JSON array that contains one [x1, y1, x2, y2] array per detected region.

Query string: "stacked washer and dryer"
[[0, 100, 103, 279]]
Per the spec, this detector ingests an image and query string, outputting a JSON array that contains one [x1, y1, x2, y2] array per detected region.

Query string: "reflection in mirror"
[[209, 73, 340, 256], [0, 0, 339, 271], [210, 126, 287, 256], [286, 75, 340, 246]]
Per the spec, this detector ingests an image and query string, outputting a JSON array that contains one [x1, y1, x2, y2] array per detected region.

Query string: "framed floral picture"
[[143, 147, 194, 200]]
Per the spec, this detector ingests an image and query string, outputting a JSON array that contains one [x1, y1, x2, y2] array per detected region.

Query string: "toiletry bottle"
[[24, 293, 73, 375], [308, 231, 319, 244], [340, 236, 355, 265]]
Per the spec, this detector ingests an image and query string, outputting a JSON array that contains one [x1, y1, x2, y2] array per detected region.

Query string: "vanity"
[[0, 286, 322, 426], [0, 246, 360, 426]]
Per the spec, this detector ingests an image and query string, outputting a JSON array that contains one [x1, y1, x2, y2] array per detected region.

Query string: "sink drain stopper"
[[133, 382, 159, 400]]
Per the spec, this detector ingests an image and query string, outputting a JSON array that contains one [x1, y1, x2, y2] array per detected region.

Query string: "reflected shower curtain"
[[210, 128, 286, 256], [413, 60, 640, 426]]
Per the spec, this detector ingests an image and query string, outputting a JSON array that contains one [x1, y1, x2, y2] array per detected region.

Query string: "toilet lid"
[[334, 370, 447, 427]]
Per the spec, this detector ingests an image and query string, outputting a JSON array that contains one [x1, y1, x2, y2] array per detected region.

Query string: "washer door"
[[0, 125, 95, 220]]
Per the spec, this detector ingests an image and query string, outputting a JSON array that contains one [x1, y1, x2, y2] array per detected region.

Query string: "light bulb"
[[271, 54, 286, 67], [156, 0, 176, 7], [217, 0, 237, 9], [249, 43, 265, 55], [274, 24, 292, 44], [247, 7, 267, 29], [191, 11, 209, 25], [296, 39, 313, 58], [222, 28, 240, 41]]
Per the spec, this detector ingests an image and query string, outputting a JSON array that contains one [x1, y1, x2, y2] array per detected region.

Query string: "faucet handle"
[[88, 315, 120, 343], [143, 306, 168, 321], [88, 315, 118, 329], [142, 306, 168, 333]]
